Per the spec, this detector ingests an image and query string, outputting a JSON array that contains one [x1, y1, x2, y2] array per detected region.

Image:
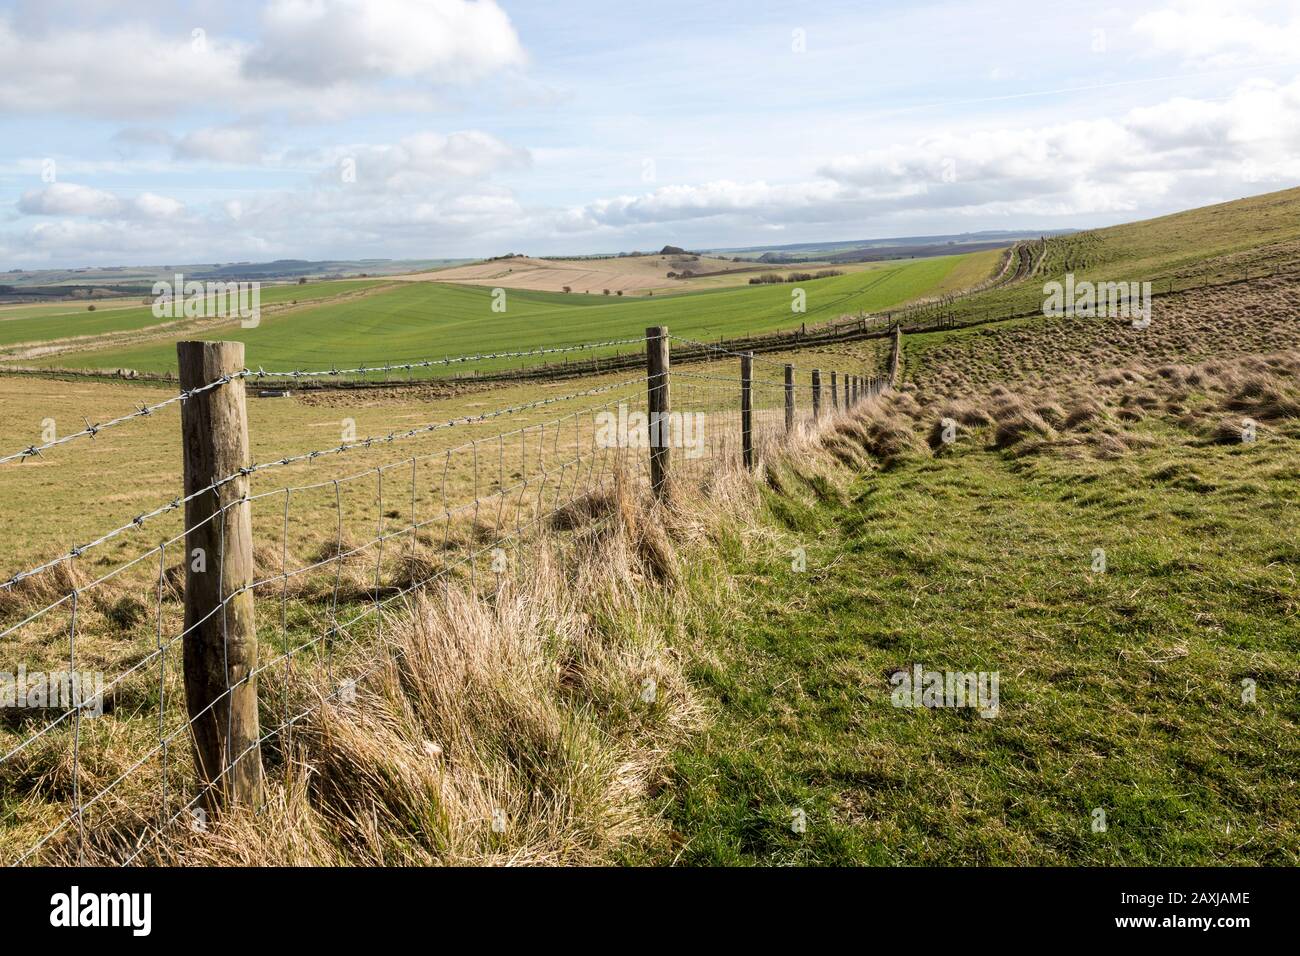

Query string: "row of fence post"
[[643, 327, 883, 489], [172, 327, 888, 816]]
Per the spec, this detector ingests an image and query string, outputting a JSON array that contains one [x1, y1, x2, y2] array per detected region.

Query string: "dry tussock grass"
[[17, 469, 720, 866], [839, 344, 1300, 466], [911, 274, 1300, 398]]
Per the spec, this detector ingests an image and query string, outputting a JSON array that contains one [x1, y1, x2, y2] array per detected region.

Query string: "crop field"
[[17, 253, 977, 378], [0, 279, 388, 354], [401, 251, 780, 294], [0, 298, 144, 321]]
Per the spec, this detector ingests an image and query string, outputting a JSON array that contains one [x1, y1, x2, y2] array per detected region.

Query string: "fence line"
[[0, 337, 647, 469], [0, 376, 648, 596], [0, 326, 892, 865]]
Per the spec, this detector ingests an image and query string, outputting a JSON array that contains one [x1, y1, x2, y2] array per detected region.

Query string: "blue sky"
[[2, 0, 1298, 267]]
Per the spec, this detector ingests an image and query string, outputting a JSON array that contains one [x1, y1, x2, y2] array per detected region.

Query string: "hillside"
[[936, 186, 1300, 324]]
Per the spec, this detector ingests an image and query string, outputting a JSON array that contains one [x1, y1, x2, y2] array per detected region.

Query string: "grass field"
[[0, 280, 387, 352], [0, 298, 143, 321], [25, 253, 979, 377]]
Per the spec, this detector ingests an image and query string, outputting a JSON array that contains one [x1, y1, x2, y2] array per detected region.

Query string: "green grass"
[[0, 280, 386, 348], [660, 419, 1299, 864], [940, 185, 1300, 325], [33, 255, 976, 376]]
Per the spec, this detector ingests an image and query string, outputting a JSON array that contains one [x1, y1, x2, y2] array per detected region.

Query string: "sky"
[[1, 0, 1299, 268]]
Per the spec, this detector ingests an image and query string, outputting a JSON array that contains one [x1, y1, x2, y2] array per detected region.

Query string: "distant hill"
[[0, 257, 471, 302]]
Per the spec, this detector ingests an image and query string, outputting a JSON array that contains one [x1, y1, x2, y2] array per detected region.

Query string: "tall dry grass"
[[55, 469, 730, 866]]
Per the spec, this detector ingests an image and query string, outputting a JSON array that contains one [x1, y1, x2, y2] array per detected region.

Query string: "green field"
[[27, 254, 977, 376], [0, 279, 387, 349]]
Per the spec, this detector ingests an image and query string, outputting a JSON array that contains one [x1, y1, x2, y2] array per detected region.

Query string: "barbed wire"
[[666, 334, 872, 378], [247, 336, 644, 380], [0, 338, 648, 469], [0, 387, 646, 777], [13, 439, 634, 866], [0, 372, 236, 467], [0, 376, 647, 595], [1, 325, 892, 865]]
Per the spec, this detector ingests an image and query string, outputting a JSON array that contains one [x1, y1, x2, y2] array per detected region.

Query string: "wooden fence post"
[[177, 340, 262, 813], [646, 326, 670, 497], [784, 364, 795, 433], [741, 352, 754, 470], [830, 370, 839, 410], [811, 369, 822, 420]]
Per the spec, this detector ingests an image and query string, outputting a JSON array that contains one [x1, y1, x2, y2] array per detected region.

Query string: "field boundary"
[[0, 326, 892, 865]]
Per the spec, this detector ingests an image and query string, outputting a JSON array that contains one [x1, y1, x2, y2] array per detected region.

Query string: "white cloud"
[[317, 130, 531, 190], [0, 0, 524, 119], [11, 65, 1300, 266], [18, 183, 186, 220], [1132, 1, 1300, 68], [244, 0, 525, 86], [567, 76, 1300, 231], [0, 19, 251, 119]]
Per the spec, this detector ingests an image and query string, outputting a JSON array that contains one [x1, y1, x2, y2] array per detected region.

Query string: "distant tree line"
[[748, 269, 843, 285]]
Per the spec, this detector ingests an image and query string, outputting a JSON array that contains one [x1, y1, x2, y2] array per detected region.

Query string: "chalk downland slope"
[[938, 185, 1300, 324]]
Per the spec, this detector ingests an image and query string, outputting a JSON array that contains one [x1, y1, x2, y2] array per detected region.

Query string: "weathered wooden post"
[[811, 369, 822, 420], [830, 370, 839, 411], [646, 326, 670, 497], [741, 352, 754, 470], [890, 323, 903, 387], [784, 364, 795, 433], [177, 340, 261, 812]]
